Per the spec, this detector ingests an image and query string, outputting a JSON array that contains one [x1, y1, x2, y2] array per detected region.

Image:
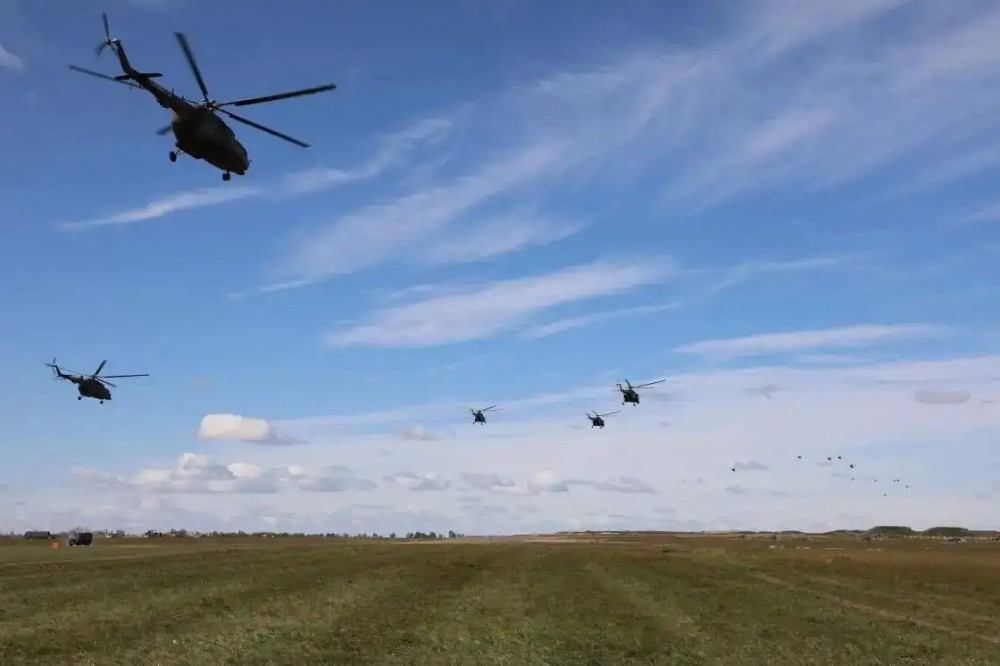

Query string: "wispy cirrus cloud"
[[519, 253, 864, 340], [520, 303, 681, 339], [0, 42, 24, 71], [323, 258, 675, 348], [57, 187, 261, 231], [261, 0, 995, 291], [418, 209, 585, 267], [675, 324, 951, 361], [55, 116, 452, 231], [278, 117, 455, 195]]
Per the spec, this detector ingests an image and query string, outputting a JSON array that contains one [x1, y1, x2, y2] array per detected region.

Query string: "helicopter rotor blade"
[[220, 83, 337, 108], [634, 379, 666, 389], [45, 361, 84, 376], [155, 124, 173, 136], [482, 405, 498, 412], [174, 32, 210, 101], [97, 378, 117, 388], [92, 360, 107, 377], [599, 410, 621, 418], [101, 373, 150, 379], [68, 65, 141, 90], [218, 109, 310, 147]]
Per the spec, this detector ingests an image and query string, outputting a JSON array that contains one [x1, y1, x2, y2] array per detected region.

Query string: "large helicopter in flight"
[[68, 14, 337, 181], [46, 359, 149, 404], [616, 378, 665, 406], [586, 410, 620, 428], [470, 405, 498, 425]]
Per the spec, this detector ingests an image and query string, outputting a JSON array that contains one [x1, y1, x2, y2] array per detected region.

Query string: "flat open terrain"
[[2, 533, 999, 664]]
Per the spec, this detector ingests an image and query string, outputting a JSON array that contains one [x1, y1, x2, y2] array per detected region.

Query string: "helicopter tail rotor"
[[95, 13, 119, 57]]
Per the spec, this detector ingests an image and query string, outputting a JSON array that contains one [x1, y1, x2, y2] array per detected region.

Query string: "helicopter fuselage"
[[473, 414, 486, 424], [622, 390, 639, 405], [590, 417, 605, 428], [65, 376, 111, 401], [170, 107, 250, 175], [111, 42, 249, 176]]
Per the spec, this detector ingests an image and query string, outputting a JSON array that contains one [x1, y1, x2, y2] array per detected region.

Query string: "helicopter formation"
[[465, 378, 665, 426], [48, 16, 931, 507], [48, 358, 664, 431], [68, 14, 337, 181]]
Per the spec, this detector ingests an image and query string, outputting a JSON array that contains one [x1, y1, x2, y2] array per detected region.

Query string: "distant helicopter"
[[68, 13, 337, 181], [585, 410, 620, 428], [46, 359, 149, 403], [616, 379, 665, 406], [470, 405, 498, 424]]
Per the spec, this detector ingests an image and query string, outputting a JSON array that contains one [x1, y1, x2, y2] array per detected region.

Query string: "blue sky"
[[2, 0, 1000, 535]]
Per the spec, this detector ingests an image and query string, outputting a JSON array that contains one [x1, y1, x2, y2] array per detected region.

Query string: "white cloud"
[[57, 187, 261, 231], [519, 254, 863, 340], [0, 42, 24, 71], [38, 354, 1000, 532], [197, 413, 298, 445], [266, 140, 571, 286], [74, 453, 376, 495], [567, 476, 657, 494], [675, 324, 950, 361], [385, 472, 451, 491], [396, 425, 444, 441], [324, 259, 674, 347], [731, 460, 769, 472], [419, 210, 585, 266], [57, 116, 448, 231], [278, 117, 454, 194], [527, 469, 568, 493], [521, 303, 681, 339], [913, 388, 972, 405]]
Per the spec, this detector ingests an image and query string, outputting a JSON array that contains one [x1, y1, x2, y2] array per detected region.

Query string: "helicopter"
[[586, 410, 620, 428], [46, 359, 149, 404], [68, 13, 337, 181], [470, 405, 498, 425], [616, 379, 665, 406]]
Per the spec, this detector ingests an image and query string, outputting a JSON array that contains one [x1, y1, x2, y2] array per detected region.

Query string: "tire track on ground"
[[748, 571, 1000, 645]]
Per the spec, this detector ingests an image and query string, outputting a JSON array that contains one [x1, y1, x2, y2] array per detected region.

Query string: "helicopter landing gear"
[[99, 400, 104, 404], [222, 172, 231, 181], [77, 396, 82, 401], [169, 151, 177, 163]]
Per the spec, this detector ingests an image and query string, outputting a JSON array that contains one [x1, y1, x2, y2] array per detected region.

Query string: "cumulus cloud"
[[731, 460, 769, 472], [459, 473, 516, 491], [567, 476, 657, 494], [527, 469, 569, 493], [197, 413, 298, 445], [913, 388, 972, 405], [385, 472, 451, 491], [73, 454, 375, 495], [396, 425, 444, 441]]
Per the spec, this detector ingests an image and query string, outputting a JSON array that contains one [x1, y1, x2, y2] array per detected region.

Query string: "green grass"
[[1, 534, 999, 664]]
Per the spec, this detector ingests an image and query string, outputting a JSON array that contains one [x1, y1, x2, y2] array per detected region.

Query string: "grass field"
[[2, 533, 999, 664]]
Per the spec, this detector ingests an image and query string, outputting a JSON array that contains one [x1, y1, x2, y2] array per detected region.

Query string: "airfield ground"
[[1, 532, 999, 664]]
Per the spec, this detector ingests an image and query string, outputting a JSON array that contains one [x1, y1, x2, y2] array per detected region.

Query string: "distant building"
[[24, 530, 51, 540]]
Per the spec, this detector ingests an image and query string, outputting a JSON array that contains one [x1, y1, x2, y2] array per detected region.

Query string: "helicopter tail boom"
[[114, 71, 163, 82]]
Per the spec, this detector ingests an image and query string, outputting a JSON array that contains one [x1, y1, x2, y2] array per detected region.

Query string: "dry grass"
[[1, 533, 999, 664]]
